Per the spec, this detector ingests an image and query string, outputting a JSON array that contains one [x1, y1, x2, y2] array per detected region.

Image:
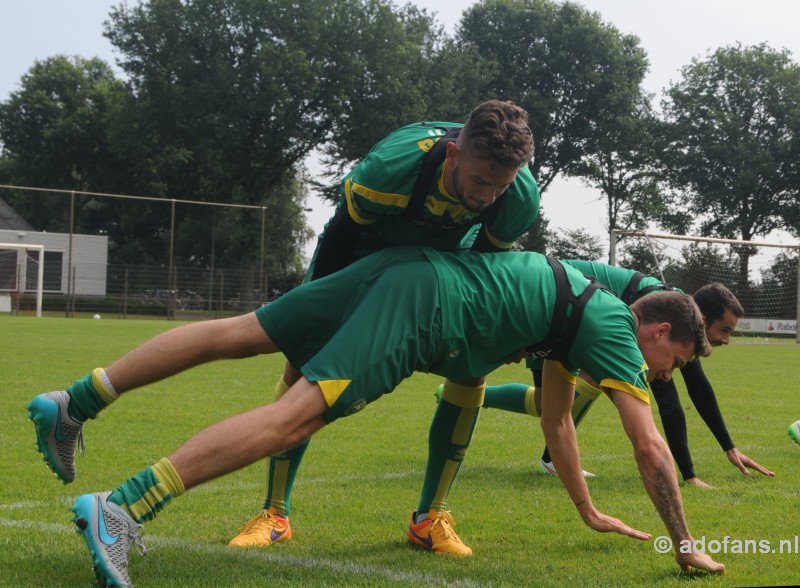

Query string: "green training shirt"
[[423, 250, 650, 401], [562, 260, 667, 298], [336, 121, 540, 256]]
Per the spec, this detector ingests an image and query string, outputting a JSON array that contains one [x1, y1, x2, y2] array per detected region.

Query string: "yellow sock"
[[151, 457, 186, 497], [572, 378, 602, 426], [440, 380, 485, 408], [523, 385, 540, 417]]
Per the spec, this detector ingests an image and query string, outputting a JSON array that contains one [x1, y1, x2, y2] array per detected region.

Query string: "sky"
[[2, 0, 800, 258]]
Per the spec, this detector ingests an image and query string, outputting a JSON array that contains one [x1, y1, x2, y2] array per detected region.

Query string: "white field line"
[[0, 516, 483, 587]]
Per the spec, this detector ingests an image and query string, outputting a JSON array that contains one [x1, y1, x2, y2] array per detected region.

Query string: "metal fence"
[[0, 184, 301, 319]]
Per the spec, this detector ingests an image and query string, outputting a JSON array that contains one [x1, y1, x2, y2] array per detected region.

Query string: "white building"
[[0, 198, 108, 296]]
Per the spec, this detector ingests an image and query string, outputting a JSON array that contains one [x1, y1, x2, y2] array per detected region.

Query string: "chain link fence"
[[0, 185, 302, 319]]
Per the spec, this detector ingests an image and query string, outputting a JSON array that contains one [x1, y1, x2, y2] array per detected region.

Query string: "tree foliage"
[[662, 243, 741, 294], [569, 95, 666, 261], [105, 0, 422, 271], [615, 237, 670, 277], [754, 251, 798, 319], [660, 43, 800, 283], [314, 1, 441, 184], [0, 56, 131, 231], [106, 0, 345, 203], [545, 227, 603, 260], [3, 2, 799, 287], [453, 0, 648, 193]]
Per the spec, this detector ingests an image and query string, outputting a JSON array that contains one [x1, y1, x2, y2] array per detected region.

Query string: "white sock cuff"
[[99, 368, 119, 397]]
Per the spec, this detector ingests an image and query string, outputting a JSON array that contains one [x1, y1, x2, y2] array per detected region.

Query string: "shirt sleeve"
[[650, 377, 696, 480], [681, 359, 735, 451]]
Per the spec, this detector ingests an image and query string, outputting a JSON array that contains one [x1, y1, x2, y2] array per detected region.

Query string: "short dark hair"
[[630, 291, 712, 359], [693, 283, 744, 324], [459, 100, 534, 169]]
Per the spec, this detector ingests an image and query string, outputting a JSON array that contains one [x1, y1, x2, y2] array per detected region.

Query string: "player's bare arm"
[[611, 389, 724, 573], [540, 361, 650, 540]]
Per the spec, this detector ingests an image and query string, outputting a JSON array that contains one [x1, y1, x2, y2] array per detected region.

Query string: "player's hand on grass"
[[725, 448, 775, 477], [676, 548, 726, 574], [685, 477, 716, 490], [584, 511, 651, 540]]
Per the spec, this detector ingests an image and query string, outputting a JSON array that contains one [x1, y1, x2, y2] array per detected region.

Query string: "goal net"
[[609, 230, 799, 344], [0, 242, 44, 317]]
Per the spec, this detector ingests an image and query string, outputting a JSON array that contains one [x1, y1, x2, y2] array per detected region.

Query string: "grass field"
[[2, 315, 799, 587]]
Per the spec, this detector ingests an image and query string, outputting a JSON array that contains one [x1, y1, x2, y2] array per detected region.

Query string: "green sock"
[[417, 381, 484, 515], [263, 440, 310, 516], [482, 383, 536, 415], [66, 368, 117, 422], [109, 457, 185, 523], [260, 374, 303, 516]]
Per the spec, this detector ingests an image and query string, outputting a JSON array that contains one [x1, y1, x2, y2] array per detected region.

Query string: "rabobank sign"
[[736, 318, 797, 336]]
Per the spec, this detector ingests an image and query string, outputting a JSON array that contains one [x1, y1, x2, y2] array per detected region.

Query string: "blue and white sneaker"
[[536, 459, 595, 478], [72, 492, 148, 588], [26, 391, 85, 483]]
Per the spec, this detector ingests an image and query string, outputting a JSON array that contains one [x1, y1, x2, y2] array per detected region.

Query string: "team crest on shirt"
[[344, 400, 368, 416]]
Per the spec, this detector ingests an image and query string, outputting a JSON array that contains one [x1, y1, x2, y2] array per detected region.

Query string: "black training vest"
[[524, 257, 604, 363]]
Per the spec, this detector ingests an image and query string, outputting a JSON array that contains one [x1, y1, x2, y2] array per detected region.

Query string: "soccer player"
[[478, 261, 774, 485], [27, 247, 724, 586], [230, 99, 540, 550]]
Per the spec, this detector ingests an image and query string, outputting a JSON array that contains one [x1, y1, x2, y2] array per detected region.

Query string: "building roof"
[[0, 197, 34, 231]]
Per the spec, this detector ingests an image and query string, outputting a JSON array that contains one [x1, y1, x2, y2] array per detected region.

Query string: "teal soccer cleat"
[[26, 391, 84, 483], [72, 492, 148, 588]]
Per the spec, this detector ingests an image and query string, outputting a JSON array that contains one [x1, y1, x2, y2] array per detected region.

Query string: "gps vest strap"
[[525, 257, 603, 363], [403, 126, 502, 227], [620, 271, 674, 305]]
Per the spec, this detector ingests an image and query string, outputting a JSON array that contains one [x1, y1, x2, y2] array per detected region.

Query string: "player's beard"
[[451, 163, 489, 213]]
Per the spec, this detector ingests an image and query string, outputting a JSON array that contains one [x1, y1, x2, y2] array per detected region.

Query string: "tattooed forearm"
[[653, 455, 689, 539]]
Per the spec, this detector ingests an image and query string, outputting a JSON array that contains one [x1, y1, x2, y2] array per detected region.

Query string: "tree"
[[105, 0, 445, 270], [514, 214, 550, 253], [452, 0, 648, 193], [0, 56, 131, 232], [314, 0, 442, 191], [545, 227, 603, 260], [662, 243, 741, 294], [569, 95, 666, 261], [660, 43, 800, 285], [754, 251, 798, 319], [616, 238, 670, 278], [102, 0, 386, 279]]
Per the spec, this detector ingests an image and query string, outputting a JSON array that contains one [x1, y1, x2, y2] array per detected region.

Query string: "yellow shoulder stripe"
[[599, 379, 650, 404], [344, 179, 374, 225], [482, 226, 513, 249], [346, 177, 411, 210]]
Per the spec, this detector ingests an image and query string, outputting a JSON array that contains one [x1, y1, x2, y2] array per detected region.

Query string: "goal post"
[[609, 230, 800, 344], [0, 242, 44, 317]]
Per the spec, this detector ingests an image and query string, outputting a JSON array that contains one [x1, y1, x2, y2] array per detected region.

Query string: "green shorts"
[[256, 247, 442, 422]]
